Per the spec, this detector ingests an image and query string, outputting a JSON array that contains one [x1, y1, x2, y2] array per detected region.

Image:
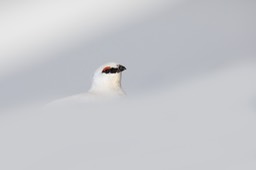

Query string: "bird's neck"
[[89, 74, 125, 96]]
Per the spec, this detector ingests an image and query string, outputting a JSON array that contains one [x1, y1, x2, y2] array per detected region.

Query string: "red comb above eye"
[[102, 66, 111, 72]]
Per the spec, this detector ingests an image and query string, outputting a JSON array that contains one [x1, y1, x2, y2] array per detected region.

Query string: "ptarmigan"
[[48, 62, 126, 105]]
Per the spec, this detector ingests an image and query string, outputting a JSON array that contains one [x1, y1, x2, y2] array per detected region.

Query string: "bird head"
[[89, 62, 126, 95]]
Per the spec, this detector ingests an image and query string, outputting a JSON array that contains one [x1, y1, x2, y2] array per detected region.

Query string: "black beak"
[[118, 65, 126, 72]]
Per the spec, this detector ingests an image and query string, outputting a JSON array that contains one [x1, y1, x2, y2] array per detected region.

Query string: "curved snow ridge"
[[1, 61, 256, 170], [0, 0, 181, 77]]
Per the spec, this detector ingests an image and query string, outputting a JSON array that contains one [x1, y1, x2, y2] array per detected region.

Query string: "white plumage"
[[48, 62, 126, 105]]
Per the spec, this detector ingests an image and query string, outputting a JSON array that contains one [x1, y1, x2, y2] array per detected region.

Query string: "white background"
[[0, 0, 256, 169]]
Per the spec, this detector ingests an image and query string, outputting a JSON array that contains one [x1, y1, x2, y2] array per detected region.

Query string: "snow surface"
[[0, 0, 179, 77], [0, 62, 255, 170], [0, 0, 256, 169]]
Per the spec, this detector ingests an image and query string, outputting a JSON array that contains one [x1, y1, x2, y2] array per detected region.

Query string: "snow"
[[0, 0, 180, 77], [0, 62, 255, 170], [0, 0, 256, 169]]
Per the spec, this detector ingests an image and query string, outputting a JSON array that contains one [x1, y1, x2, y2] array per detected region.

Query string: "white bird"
[[48, 62, 127, 105]]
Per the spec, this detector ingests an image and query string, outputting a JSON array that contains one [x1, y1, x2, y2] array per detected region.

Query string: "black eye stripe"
[[110, 68, 118, 73], [102, 67, 119, 74]]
